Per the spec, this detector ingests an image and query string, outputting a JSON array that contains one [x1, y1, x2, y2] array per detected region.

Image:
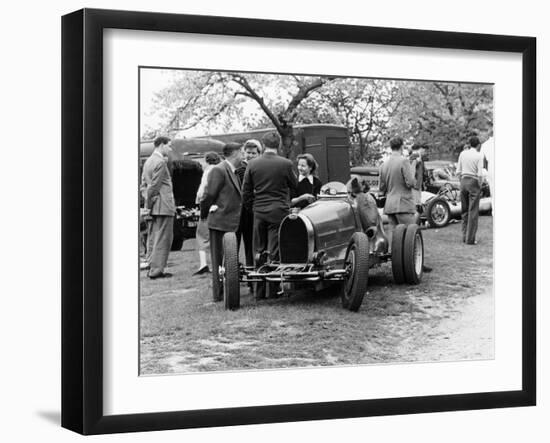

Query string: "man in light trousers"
[[140, 136, 176, 279]]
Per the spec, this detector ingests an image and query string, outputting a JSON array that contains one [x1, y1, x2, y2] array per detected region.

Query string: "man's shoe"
[[148, 272, 173, 280], [466, 241, 478, 245], [140, 262, 150, 271], [193, 265, 210, 275], [422, 265, 433, 273]]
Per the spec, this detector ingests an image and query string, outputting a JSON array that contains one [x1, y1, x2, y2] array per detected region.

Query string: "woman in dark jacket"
[[291, 153, 323, 209]]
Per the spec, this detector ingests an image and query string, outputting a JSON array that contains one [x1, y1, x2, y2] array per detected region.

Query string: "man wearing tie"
[[200, 143, 243, 301]]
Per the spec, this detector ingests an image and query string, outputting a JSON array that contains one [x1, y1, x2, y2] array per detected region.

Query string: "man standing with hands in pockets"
[[457, 136, 485, 245]]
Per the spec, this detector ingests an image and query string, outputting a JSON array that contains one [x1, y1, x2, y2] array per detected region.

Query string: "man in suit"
[[242, 132, 298, 299], [379, 137, 417, 229], [140, 136, 176, 279], [201, 142, 243, 301], [235, 139, 262, 271]]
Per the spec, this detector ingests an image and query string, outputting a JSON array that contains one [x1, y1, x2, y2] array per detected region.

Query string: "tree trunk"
[[279, 124, 294, 159]]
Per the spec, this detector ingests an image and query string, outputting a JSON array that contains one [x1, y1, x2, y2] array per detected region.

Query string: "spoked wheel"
[[341, 232, 369, 312], [222, 232, 240, 310], [426, 197, 451, 228], [391, 224, 407, 284], [403, 224, 424, 284]]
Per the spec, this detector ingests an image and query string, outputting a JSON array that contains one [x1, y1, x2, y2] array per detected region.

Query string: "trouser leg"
[[395, 213, 415, 225], [209, 229, 224, 302], [466, 180, 481, 244], [148, 215, 174, 277], [460, 180, 470, 242], [243, 211, 254, 267], [267, 220, 281, 262], [253, 216, 269, 299], [145, 219, 154, 263]]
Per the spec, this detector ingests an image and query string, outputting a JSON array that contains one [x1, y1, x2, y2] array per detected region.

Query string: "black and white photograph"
[[138, 68, 495, 375]]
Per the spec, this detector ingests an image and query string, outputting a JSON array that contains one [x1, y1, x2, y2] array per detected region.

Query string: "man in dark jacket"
[[200, 142, 243, 301], [242, 132, 298, 298], [235, 139, 262, 270]]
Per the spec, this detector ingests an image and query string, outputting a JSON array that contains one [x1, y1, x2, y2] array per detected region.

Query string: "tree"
[[387, 81, 493, 160], [297, 78, 402, 165], [151, 71, 335, 157]]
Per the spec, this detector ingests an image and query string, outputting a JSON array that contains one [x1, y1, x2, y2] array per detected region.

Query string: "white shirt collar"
[[299, 174, 314, 184], [153, 150, 165, 159], [225, 159, 236, 173]]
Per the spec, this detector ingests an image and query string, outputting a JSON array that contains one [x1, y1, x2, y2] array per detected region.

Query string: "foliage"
[[387, 82, 493, 160], [144, 70, 493, 163]]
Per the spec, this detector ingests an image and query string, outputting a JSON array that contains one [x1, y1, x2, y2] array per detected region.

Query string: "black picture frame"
[[61, 8, 536, 435]]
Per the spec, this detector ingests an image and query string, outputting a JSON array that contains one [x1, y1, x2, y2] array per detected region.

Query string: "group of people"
[[140, 132, 323, 301], [379, 135, 486, 246], [140, 132, 486, 299]]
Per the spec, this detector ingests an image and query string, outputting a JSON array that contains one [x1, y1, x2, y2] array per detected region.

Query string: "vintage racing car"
[[220, 182, 425, 311], [351, 162, 492, 229], [422, 183, 492, 228]]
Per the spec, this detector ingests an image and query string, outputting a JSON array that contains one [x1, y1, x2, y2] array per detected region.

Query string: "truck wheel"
[[222, 232, 240, 310], [341, 232, 369, 312], [426, 197, 451, 228], [391, 224, 407, 284], [403, 224, 424, 285]]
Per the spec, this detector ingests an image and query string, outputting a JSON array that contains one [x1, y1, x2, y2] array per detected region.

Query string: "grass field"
[[140, 216, 494, 375]]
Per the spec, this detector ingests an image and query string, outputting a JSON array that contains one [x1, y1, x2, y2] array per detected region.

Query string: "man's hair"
[[469, 136, 480, 148], [410, 143, 421, 151], [222, 142, 242, 158], [153, 136, 171, 147], [389, 137, 404, 150], [261, 131, 281, 151], [243, 139, 263, 153], [205, 151, 221, 165]]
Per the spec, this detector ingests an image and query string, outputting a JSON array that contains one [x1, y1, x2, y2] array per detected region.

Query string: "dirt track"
[[140, 217, 494, 374]]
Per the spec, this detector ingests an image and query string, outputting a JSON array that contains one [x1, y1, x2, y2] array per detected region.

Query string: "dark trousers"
[[209, 228, 227, 302], [253, 212, 284, 298], [460, 176, 481, 244], [239, 208, 254, 267]]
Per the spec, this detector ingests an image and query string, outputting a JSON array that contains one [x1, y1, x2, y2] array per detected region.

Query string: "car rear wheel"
[[403, 224, 424, 284], [222, 232, 240, 310], [341, 232, 369, 312], [391, 224, 407, 284], [426, 197, 451, 228]]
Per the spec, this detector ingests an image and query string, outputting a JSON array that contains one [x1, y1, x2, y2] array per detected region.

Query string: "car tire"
[[391, 224, 407, 284], [222, 232, 240, 310], [341, 232, 369, 312], [403, 224, 424, 285], [426, 197, 451, 228]]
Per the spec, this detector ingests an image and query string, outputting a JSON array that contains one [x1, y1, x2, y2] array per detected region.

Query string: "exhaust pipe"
[[365, 226, 388, 254]]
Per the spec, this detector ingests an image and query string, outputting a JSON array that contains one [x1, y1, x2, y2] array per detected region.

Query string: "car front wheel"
[[341, 232, 369, 312], [426, 197, 451, 228], [222, 232, 240, 310], [403, 224, 424, 284]]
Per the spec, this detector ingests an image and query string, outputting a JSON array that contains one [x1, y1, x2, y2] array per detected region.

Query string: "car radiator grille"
[[279, 217, 309, 263]]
